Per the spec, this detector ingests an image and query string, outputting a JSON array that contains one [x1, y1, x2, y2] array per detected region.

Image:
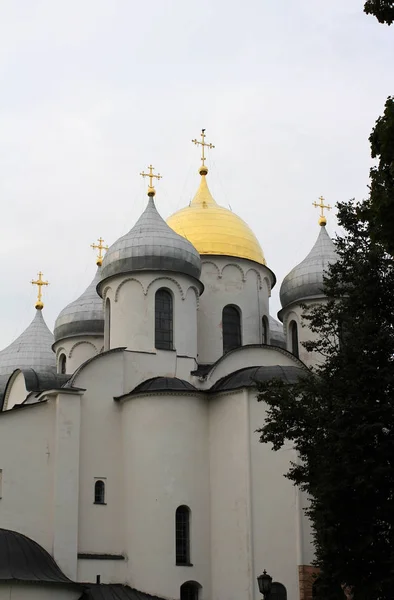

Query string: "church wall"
[[121, 392, 211, 600], [4, 370, 28, 409], [104, 272, 200, 358], [0, 583, 81, 600], [281, 300, 326, 369], [73, 351, 125, 572], [197, 257, 271, 364], [208, 390, 253, 600], [0, 402, 55, 554], [122, 351, 197, 393], [248, 389, 300, 600], [54, 337, 102, 374]]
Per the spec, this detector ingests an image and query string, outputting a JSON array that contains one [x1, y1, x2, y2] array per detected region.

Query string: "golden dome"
[[167, 170, 266, 265]]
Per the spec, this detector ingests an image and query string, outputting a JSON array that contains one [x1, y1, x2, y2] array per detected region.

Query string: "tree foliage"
[[257, 199, 394, 598], [364, 97, 394, 256], [364, 0, 394, 24]]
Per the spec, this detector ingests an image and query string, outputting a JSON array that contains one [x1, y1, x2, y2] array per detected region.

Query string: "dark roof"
[[0, 528, 71, 584], [210, 365, 306, 392], [116, 377, 197, 400], [80, 584, 168, 600], [0, 369, 70, 411]]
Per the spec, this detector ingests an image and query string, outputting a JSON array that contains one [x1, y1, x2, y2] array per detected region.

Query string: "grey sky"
[[0, 0, 392, 347]]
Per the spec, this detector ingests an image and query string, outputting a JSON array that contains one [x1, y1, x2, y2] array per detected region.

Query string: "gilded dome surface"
[[167, 173, 266, 265], [280, 225, 338, 309], [54, 268, 104, 342]]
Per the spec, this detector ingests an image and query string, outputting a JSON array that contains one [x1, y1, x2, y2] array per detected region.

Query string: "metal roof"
[[98, 197, 201, 292], [280, 226, 338, 309], [54, 268, 104, 342], [210, 365, 305, 392]]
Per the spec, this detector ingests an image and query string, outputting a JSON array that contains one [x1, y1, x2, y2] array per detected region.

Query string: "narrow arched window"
[[94, 480, 105, 504], [155, 289, 173, 350], [262, 316, 269, 344], [271, 582, 287, 600], [104, 298, 111, 351], [180, 582, 201, 600], [176, 505, 190, 565], [59, 354, 67, 375], [222, 305, 242, 354], [289, 320, 299, 358]]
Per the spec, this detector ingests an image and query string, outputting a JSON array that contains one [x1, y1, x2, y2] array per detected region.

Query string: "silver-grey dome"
[[54, 268, 104, 342], [0, 309, 56, 401], [98, 198, 201, 291], [280, 226, 338, 309], [269, 316, 286, 349]]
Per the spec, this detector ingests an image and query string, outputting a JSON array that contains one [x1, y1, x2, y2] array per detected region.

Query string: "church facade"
[[0, 133, 337, 600]]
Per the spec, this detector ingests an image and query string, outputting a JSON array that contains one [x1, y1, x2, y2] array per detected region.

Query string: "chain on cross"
[[192, 129, 215, 173], [31, 271, 49, 310], [140, 164, 162, 197], [312, 195, 331, 226], [91, 237, 108, 267]]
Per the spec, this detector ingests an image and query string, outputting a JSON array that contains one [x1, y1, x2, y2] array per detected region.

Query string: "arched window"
[[104, 298, 111, 351], [59, 354, 67, 375], [271, 582, 287, 600], [262, 316, 269, 344], [222, 305, 242, 354], [180, 582, 201, 600], [289, 320, 299, 358], [155, 289, 173, 350], [175, 505, 191, 565], [94, 480, 106, 504]]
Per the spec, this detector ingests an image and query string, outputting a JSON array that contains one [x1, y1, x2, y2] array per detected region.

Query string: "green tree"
[[257, 198, 394, 598], [365, 97, 394, 256], [364, 0, 394, 24]]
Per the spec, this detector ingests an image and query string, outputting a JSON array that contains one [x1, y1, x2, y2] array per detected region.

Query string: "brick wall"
[[298, 565, 320, 600]]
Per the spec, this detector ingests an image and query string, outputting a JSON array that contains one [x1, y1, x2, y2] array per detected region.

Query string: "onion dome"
[[167, 168, 266, 265], [0, 528, 71, 583], [0, 309, 56, 402], [54, 268, 104, 342], [269, 316, 286, 349], [280, 225, 338, 309], [99, 196, 201, 291]]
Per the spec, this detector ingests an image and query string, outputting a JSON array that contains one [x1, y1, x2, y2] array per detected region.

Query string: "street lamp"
[[257, 570, 273, 599]]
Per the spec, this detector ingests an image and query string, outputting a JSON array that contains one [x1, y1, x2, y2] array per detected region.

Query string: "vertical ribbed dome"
[[98, 197, 201, 291], [280, 226, 338, 309], [0, 309, 56, 401], [54, 268, 104, 342]]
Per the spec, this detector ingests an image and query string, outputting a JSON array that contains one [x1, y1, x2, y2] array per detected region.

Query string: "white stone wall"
[[102, 272, 202, 359], [0, 584, 80, 600], [281, 298, 327, 369], [121, 391, 211, 600], [54, 336, 103, 374], [197, 257, 273, 364]]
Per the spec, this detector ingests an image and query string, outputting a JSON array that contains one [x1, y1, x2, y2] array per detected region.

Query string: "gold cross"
[[31, 271, 49, 310], [312, 195, 331, 226], [192, 128, 215, 172], [140, 164, 162, 197], [91, 237, 108, 266]]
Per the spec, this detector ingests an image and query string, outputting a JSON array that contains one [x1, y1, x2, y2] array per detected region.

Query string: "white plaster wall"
[[122, 351, 196, 394], [73, 351, 125, 572], [77, 558, 127, 584], [3, 370, 28, 410], [282, 299, 327, 369], [209, 390, 253, 600], [248, 389, 300, 600], [54, 336, 102, 374], [121, 392, 211, 599], [104, 272, 201, 359], [0, 402, 55, 553], [0, 584, 81, 600], [197, 257, 272, 364], [53, 391, 82, 580]]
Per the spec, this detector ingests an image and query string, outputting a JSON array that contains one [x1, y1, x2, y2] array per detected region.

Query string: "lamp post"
[[257, 570, 273, 599]]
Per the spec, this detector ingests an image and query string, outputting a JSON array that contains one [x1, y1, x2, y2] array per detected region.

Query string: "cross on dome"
[[140, 164, 162, 197], [91, 237, 108, 266], [312, 195, 332, 226], [31, 271, 49, 310], [192, 128, 215, 175]]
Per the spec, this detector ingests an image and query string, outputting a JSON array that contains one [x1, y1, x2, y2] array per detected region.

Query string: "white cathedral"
[[0, 132, 337, 600]]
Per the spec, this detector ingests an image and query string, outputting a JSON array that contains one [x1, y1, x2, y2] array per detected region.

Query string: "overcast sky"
[[0, 0, 392, 348]]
